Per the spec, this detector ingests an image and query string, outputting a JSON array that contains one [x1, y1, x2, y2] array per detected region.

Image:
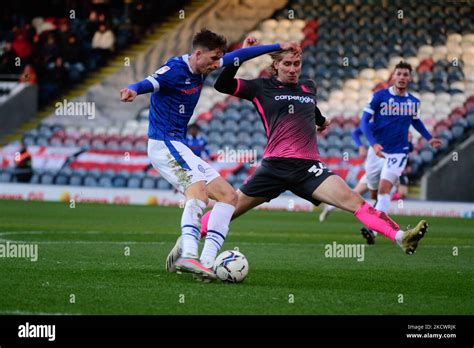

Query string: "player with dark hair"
[[358, 60, 442, 243], [121, 29, 299, 281], [173, 38, 429, 269], [184, 124, 210, 160]]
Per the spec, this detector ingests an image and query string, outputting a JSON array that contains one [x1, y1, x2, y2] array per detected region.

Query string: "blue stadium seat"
[[142, 177, 156, 189], [112, 175, 127, 188], [97, 176, 112, 187], [84, 175, 99, 187], [69, 175, 83, 186], [55, 174, 69, 185], [0, 171, 12, 183], [466, 114, 474, 127], [157, 178, 171, 190], [127, 177, 141, 189], [420, 150, 434, 163], [451, 125, 464, 139], [40, 173, 55, 185]]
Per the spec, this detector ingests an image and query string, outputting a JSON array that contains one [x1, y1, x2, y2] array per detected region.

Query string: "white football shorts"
[[364, 147, 407, 190], [148, 139, 220, 193]]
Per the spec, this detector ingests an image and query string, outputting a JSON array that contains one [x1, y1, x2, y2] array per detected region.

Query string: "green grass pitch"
[[0, 199, 472, 315]]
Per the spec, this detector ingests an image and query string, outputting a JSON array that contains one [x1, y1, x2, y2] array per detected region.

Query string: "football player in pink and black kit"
[[166, 38, 429, 275]]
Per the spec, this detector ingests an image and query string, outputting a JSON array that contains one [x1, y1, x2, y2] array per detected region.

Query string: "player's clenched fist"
[[243, 36, 258, 48], [120, 88, 137, 102]]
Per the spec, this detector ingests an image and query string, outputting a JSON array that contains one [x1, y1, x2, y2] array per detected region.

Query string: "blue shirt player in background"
[[184, 123, 210, 160], [120, 28, 299, 281], [360, 61, 442, 243]]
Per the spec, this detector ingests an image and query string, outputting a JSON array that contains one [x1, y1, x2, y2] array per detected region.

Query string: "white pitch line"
[[0, 231, 471, 248], [0, 309, 82, 315], [0, 230, 172, 245]]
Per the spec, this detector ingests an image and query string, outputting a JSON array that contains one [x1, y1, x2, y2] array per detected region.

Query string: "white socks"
[[395, 230, 405, 246], [200, 202, 235, 268], [181, 199, 206, 258], [376, 193, 391, 214]]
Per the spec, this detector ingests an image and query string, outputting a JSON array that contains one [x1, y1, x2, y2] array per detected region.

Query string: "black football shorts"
[[239, 157, 334, 206]]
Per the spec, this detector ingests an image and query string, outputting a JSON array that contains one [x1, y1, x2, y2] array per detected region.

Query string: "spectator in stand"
[[14, 141, 33, 183], [91, 22, 115, 66], [47, 56, 68, 87], [41, 34, 60, 64], [63, 34, 85, 82], [130, 1, 153, 40], [23, 23, 36, 43], [12, 31, 32, 61], [0, 42, 21, 74], [39, 56, 67, 103], [19, 64, 38, 84], [85, 10, 99, 40], [57, 20, 72, 50]]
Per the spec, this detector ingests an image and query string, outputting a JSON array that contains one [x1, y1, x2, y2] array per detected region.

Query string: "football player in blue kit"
[[120, 28, 299, 281], [359, 61, 442, 243]]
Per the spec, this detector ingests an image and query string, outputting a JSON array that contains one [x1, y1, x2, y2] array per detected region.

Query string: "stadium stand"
[[0, 0, 473, 195]]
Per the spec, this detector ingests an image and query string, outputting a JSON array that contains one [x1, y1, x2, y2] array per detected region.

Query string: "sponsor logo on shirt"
[[274, 95, 315, 104], [181, 84, 203, 95]]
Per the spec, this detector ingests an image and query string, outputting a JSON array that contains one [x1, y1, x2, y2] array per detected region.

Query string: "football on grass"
[[213, 249, 249, 283]]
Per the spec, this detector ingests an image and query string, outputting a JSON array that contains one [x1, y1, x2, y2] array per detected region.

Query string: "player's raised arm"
[[214, 36, 261, 96], [411, 113, 443, 149], [361, 93, 383, 157], [219, 40, 300, 68], [351, 127, 364, 148], [351, 126, 368, 157], [215, 37, 300, 97], [120, 78, 154, 102], [120, 64, 173, 102]]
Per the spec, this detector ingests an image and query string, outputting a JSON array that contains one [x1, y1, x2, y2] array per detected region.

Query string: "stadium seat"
[[54, 174, 69, 185], [69, 175, 83, 186], [97, 176, 112, 187], [39, 172, 55, 185], [0, 171, 12, 183], [127, 177, 141, 189], [142, 177, 156, 189]]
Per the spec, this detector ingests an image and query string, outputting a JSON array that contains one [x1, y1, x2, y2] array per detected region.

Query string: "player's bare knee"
[[219, 189, 238, 206], [378, 180, 393, 194], [185, 183, 209, 205]]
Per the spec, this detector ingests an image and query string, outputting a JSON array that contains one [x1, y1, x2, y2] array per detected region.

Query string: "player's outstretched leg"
[[319, 204, 337, 223], [353, 202, 428, 254], [165, 236, 182, 272], [313, 175, 428, 254], [360, 227, 376, 245], [399, 220, 428, 254]]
